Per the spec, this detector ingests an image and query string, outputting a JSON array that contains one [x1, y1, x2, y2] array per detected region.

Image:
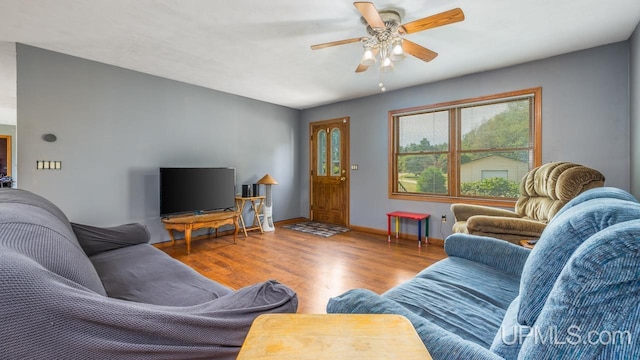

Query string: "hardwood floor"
[[157, 226, 447, 314]]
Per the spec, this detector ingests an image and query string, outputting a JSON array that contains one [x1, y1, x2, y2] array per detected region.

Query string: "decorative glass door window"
[[317, 127, 342, 178], [331, 128, 341, 176], [317, 130, 327, 176]]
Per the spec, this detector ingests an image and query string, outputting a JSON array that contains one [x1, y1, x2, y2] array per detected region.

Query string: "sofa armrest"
[[466, 216, 547, 238], [445, 234, 530, 277], [327, 289, 504, 360], [71, 222, 150, 256], [451, 203, 520, 222]]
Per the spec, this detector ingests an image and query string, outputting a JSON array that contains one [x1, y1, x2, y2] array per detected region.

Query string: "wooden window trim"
[[388, 87, 542, 207], [0, 135, 11, 177]]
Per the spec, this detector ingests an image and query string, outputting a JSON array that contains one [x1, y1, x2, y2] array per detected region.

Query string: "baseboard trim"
[[277, 220, 445, 246], [275, 217, 309, 226], [154, 218, 445, 248], [153, 228, 240, 248], [154, 218, 309, 247], [348, 224, 444, 246]]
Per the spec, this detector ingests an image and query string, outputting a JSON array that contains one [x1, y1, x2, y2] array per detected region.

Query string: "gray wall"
[[631, 23, 640, 198], [16, 39, 635, 242], [300, 42, 631, 239], [17, 44, 301, 243]]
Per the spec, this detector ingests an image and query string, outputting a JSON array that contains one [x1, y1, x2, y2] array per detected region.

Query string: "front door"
[[310, 117, 349, 225]]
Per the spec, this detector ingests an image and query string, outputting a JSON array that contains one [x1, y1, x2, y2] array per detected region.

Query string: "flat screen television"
[[160, 167, 236, 216]]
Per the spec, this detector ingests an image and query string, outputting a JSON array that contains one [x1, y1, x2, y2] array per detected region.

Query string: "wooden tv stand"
[[161, 211, 238, 254]]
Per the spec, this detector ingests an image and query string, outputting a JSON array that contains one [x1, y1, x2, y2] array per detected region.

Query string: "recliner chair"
[[450, 161, 605, 244]]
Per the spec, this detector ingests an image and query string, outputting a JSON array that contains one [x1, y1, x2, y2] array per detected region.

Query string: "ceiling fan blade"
[[311, 37, 364, 50], [355, 63, 369, 73], [400, 8, 465, 34], [354, 2, 385, 29], [403, 39, 438, 62]]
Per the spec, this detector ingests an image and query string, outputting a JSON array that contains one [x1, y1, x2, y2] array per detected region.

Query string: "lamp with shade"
[[257, 174, 278, 232]]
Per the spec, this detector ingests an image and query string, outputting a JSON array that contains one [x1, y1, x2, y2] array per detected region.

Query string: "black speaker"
[[242, 185, 251, 197], [252, 184, 260, 197]]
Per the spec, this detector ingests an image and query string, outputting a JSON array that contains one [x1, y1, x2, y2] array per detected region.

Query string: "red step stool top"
[[386, 211, 430, 220]]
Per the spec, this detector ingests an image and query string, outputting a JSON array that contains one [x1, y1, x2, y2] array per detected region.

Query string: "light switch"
[[36, 160, 62, 170]]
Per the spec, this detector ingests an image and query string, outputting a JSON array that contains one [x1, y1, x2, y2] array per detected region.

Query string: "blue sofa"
[[327, 187, 640, 359]]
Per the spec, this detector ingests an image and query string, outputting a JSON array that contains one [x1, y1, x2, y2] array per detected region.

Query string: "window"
[[389, 87, 541, 205]]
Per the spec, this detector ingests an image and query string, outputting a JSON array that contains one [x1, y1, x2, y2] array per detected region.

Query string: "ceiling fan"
[[311, 2, 465, 82]]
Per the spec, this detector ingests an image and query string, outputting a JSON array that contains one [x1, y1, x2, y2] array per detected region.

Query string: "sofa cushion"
[[327, 288, 502, 360], [518, 197, 640, 327], [72, 222, 150, 256], [383, 256, 520, 348], [90, 244, 233, 305], [0, 198, 107, 296], [490, 295, 528, 358], [520, 220, 640, 358]]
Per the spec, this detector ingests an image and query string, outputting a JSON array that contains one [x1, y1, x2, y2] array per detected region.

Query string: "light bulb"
[[380, 56, 394, 72], [360, 44, 376, 66], [390, 38, 405, 62]]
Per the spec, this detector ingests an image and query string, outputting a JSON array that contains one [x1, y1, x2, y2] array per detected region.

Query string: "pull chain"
[[378, 72, 386, 92]]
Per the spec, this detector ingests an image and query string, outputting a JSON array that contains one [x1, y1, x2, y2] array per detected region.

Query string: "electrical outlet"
[[441, 214, 447, 222]]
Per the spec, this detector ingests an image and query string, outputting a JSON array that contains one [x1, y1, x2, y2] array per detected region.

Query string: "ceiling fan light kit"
[[379, 53, 394, 72], [359, 9, 404, 75], [311, 2, 465, 91], [360, 43, 376, 66], [390, 38, 406, 61]]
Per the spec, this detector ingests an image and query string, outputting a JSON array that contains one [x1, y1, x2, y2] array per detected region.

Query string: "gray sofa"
[[328, 187, 640, 359], [0, 189, 298, 359]]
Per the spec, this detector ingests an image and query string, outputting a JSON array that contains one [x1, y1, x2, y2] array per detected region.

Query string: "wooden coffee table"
[[161, 211, 238, 254], [237, 313, 432, 359]]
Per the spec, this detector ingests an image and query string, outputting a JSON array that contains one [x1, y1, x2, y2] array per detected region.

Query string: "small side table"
[[235, 196, 265, 237], [520, 239, 537, 249], [237, 314, 432, 359], [386, 211, 430, 247]]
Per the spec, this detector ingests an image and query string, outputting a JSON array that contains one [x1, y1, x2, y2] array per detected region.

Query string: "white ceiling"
[[0, 0, 639, 110]]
